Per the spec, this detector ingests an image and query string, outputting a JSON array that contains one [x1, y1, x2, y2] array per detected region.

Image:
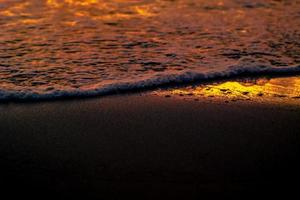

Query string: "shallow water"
[[0, 0, 300, 100], [155, 76, 300, 104]]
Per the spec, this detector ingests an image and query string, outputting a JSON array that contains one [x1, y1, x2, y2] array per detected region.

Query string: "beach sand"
[[1, 0, 300, 198], [1, 88, 300, 199]]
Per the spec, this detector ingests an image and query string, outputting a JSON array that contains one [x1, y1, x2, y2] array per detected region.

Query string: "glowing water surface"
[[155, 76, 300, 104], [0, 0, 300, 100]]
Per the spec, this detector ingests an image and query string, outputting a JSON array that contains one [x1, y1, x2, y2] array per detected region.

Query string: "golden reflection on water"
[[47, 0, 100, 7], [0, 0, 300, 100], [1, 0, 159, 25], [155, 77, 300, 104], [46, 0, 158, 17]]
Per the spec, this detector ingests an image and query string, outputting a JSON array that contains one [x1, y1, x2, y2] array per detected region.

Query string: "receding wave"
[[1, 0, 300, 101], [1, 64, 299, 101]]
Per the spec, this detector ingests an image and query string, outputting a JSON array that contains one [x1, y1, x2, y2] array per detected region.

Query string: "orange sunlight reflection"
[[1, 0, 300, 101], [47, 0, 98, 7], [46, 0, 158, 20], [155, 77, 300, 104]]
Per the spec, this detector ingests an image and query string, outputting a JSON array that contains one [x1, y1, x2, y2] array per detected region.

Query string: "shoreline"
[[1, 92, 300, 198], [0, 75, 300, 105], [1, 1, 300, 198], [154, 75, 300, 107]]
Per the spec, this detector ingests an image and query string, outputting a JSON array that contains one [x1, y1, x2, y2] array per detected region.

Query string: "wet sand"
[[0, 93, 300, 199], [1, 1, 300, 198], [155, 76, 300, 105]]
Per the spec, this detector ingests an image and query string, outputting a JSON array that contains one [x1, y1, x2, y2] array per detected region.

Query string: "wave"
[[1, 64, 300, 102]]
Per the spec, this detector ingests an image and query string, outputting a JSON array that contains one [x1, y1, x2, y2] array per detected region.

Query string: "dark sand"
[[0, 94, 300, 199]]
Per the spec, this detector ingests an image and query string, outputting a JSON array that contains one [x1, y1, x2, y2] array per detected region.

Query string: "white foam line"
[[0, 64, 299, 101]]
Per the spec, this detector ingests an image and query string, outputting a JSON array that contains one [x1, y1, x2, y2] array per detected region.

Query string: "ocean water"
[[0, 0, 300, 100], [155, 76, 300, 104]]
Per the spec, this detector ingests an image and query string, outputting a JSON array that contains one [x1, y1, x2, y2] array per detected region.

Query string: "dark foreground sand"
[[0, 94, 300, 199]]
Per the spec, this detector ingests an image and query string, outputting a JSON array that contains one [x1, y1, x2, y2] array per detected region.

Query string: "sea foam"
[[1, 0, 300, 101], [1, 64, 299, 101]]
